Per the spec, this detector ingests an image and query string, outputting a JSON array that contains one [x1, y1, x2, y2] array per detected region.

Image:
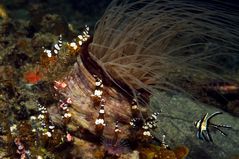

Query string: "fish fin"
[[206, 128, 213, 142], [207, 111, 223, 123], [213, 126, 227, 136], [217, 124, 231, 129], [202, 131, 210, 142], [196, 131, 200, 139]]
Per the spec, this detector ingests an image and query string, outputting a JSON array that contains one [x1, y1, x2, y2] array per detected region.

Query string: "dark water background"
[[2, 0, 237, 27], [1, 0, 111, 28]]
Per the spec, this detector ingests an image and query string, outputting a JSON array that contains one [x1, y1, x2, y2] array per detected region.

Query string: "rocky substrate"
[[151, 92, 239, 159]]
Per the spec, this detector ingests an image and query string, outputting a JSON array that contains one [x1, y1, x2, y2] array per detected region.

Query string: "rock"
[[119, 150, 140, 159], [150, 92, 239, 159]]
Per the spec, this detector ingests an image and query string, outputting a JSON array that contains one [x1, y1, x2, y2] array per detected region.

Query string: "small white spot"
[[94, 90, 103, 97], [78, 35, 83, 40], [37, 156, 43, 159], [63, 106, 68, 110], [95, 119, 105, 125], [143, 131, 151, 136], [69, 42, 78, 50], [43, 131, 52, 137], [10, 124, 17, 132], [78, 40, 83, 46], [54, 44, 60, 50], [18, 145, 24, 150], [115, 128, 121, 133], [147, 123, 153, 129], [64, 113, 72, 118], [66, 98, 72, 104], [49, 125, 55, 129], [99, 109, 104, 114], [30, 116, 36, 120], [83, 31, 87, 35], [41, 110, 47, 114], [44, 49, 52, 57], [132, 105, 138, 110], [151, 114, 157, 120], [38, 107, 43, 111], [54, 49, 58, 54], [95, 81, 102, 86], [38, 114, 45, 119]]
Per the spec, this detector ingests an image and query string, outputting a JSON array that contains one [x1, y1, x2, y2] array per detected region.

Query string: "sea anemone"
[[102, 137, 130, 157], [90, 0, 239, 97], [48, 0, 239, 158]]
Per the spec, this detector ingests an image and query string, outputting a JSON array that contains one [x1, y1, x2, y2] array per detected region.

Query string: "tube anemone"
[[89, 0, 239, 100], [51, 0, 239, 158]]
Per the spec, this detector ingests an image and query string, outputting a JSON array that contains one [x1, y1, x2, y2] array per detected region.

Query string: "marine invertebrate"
[[23, 66, 43, 84], [173, 146, 189, 159], [101, 121, 130, 157], [138, 139, 189, 159], [14, 137, 31, 159], [95, 99, 106, 134], [89, 0, 239, 97], [102, 137, 129, 157], [41, 0, 238, 158], [43, 34, 63, 58]]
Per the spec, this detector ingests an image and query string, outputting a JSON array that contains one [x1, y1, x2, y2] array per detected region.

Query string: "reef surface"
[[151, 92, 239, 159], [0, 0, 239, 159]]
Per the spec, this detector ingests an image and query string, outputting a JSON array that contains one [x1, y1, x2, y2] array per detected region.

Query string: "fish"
[[194, 111, 232, 142]]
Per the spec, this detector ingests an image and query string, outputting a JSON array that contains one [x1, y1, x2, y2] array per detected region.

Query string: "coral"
[[0, 4, 8, 20], [154, 149, 177, 159], [70, 137, 103, 159], [139, 144, 189, 159], [23, 66, 43, 84], [40, 14, 69, 35], [173, 146, 189, 159]]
